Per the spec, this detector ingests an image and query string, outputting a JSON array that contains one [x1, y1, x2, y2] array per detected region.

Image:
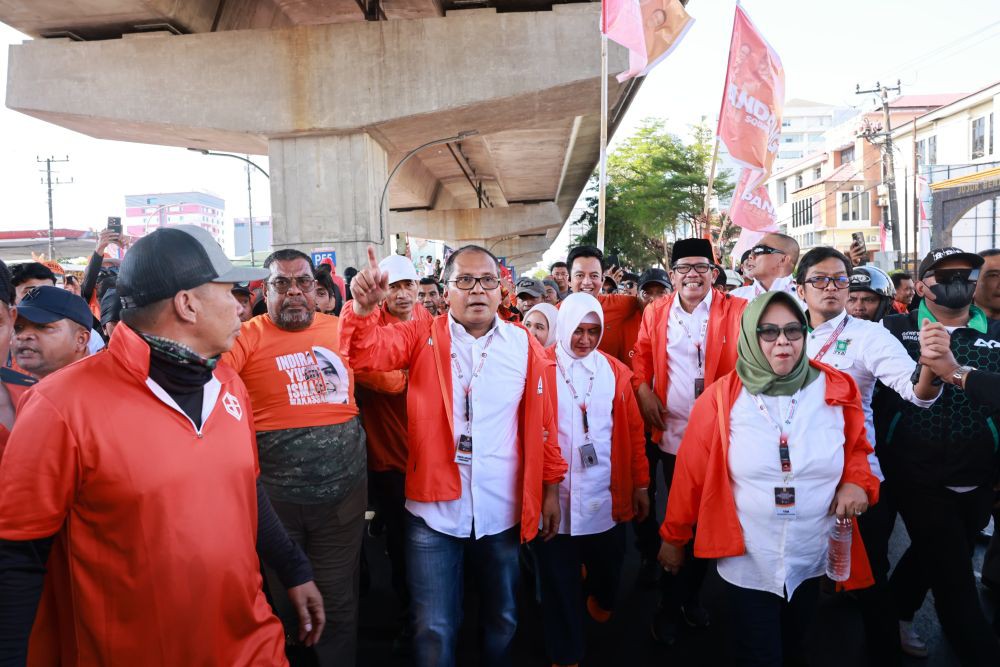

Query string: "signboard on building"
[[311, 248, 337, 269]]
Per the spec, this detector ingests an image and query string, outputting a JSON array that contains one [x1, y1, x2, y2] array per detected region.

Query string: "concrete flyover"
[[1, 0, 643, 271]]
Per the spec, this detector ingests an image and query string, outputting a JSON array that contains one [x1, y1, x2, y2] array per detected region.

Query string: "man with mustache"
[[872, 247, 1000, 664], [417, 277, 445, 315], [222, 249, 366, 666], [630, 238, 747, 645], [10, 286, 91, 381]]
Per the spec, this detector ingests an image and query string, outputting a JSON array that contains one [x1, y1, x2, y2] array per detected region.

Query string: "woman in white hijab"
[[523, 303, 558, 348], [534, 292, 650, 667]]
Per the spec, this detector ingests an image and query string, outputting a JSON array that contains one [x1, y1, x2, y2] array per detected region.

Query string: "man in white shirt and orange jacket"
[[631, 237, 748, 644], [342, 245, 567, 667]]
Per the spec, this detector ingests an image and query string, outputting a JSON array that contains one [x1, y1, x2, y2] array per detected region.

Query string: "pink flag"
[[603, 0, 694, 83], [717, 5, 784, 230]]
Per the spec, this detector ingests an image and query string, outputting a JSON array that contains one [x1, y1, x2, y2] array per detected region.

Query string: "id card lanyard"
[[751, 391, 801, 518], [450, 332, 496, 464], [672, 306, 709, 396], [812, 315, 850, 362], [556, 355, 599, 468]]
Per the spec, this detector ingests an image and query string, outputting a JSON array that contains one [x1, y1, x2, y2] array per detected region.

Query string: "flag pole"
[[702, 136, 720, 242], [597, 32, 609, 252]]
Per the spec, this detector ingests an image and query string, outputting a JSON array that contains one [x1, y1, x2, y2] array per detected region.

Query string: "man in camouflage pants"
[[223, 249, 367, 666]]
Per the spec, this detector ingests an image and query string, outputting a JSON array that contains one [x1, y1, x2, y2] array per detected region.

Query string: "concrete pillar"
[[269, 133, 388, 271]]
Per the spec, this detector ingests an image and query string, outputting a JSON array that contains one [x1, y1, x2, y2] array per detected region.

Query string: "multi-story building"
[[124, 192, 226, 245], [233, 217, 273, 258], [774, 99, 855, 169]]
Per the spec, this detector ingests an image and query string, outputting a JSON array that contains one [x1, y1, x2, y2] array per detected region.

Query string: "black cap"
[[515, 277, 544, 298], [118, 225, 268, 308], [671, 238, 715, 264], [917, 247, 984, 280], [17, 285, 92, 330], [740, 249, 752, 264], [100, 288, 123, 326], [231, 284, 252, 298], [639, 268, 671, 290]]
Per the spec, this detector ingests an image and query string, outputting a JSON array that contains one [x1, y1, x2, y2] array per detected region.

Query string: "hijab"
[[556, 293, 604, 359], [735, 291, 820, 396], [523, 303, 559, 348]]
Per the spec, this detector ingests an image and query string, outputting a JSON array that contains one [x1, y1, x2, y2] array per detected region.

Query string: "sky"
[[1, 0, 999, 262]]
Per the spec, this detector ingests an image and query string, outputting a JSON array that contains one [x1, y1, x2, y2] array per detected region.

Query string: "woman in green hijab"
[[656, 290, 878, 666]]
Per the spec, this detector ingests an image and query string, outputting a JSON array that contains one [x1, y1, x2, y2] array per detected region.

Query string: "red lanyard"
[[556, 355, 595, 433], [451, 331, 496, 423], [813, 315, 850, 362]]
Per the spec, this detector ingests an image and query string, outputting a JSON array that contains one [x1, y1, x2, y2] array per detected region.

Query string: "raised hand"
[[350, 245, 389, 316], [96, 229, 121, 255]]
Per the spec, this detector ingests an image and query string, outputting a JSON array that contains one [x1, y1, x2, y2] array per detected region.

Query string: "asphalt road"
[[350, 504, 995, 667]]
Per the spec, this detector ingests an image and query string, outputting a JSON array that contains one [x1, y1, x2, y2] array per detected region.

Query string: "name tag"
[[694, 377, 705, 399], [579, 443, 599, 468], [774, 486, 796, 518], [455, 434, 473, 465]]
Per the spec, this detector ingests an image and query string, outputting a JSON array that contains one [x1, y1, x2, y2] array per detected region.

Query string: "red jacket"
[[631, 289, 747, 440], [546, 349, 650, 522], [340, 308, 568, 542], [660, 362, 879, 591]]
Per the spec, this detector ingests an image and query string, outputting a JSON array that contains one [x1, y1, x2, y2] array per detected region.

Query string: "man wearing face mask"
[[872, 247, 1000, 665]]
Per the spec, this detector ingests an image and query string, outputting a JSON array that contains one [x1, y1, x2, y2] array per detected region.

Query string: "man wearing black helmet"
[[873, 247, 1000, 664], [847, 266, 896, 322]]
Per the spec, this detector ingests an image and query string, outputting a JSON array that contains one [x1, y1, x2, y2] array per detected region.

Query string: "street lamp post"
[[188, 148, 269, 266]]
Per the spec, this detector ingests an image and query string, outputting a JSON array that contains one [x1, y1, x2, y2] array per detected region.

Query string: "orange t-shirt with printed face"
[[222, 313, 359, 431]]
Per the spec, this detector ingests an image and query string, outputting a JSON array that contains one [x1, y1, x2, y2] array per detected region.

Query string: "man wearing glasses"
[[222, 249, 367, 666], [342, 245, 566, 667], [872, 247, 1000, 664], [731, 232, 803, 306], [631, 238, 747, 645], [795, 247, 940, 663]]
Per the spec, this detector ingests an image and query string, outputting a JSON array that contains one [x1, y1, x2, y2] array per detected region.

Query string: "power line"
[[871, 19, 1000, 83], [36, 156, 73, 260]]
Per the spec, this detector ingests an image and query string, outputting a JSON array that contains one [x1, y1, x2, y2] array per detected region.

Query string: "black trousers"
[[853, 480, 902, 665], [633, 434, 664, 560], [721, 575, 821, 667], [889, 482, 1000, 666], [534, 524, 626, 666], [369, 469, 409, 609]]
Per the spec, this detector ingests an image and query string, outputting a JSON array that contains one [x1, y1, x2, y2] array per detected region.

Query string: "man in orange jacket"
[[343, 245, 566, 667], [630, 237, 748, 645]]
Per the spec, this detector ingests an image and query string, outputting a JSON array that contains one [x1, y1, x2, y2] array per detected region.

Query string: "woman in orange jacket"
[[535, 293, 649, 667], [658, 291, 879, 666]]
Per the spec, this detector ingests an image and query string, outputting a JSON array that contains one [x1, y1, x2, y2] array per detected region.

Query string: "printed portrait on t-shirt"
[[311, 346, 349, 405]]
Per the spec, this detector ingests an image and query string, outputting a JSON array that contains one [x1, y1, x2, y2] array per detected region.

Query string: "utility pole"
[[245, 156, 257, 266], [856, 80, 902, 260], [37, 156, 73, 260]]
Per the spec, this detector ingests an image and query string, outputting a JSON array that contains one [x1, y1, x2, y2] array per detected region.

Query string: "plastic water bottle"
[[826, 516, 852, 582]]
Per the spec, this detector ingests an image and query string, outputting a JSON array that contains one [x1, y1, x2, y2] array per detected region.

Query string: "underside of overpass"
[[2, 0, 641, 271]]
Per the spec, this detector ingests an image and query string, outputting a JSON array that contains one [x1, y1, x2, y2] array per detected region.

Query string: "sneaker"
[[680, 604, 710, 629], [650, 611, 678, 646], [899, 620, 928, 658], [637, 555, 662, 588]]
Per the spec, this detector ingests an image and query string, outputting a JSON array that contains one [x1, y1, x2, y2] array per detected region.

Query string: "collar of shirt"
[[556, 343, 598, 376], [809, 309, 847, 336], [674, 285, 713, 319], [761, 274, 795, 294], [448, 312, 505, 346]]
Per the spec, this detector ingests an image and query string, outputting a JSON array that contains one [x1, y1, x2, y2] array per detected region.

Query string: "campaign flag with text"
[[717, 5, 784, 232], [602, 0, 695, 83]]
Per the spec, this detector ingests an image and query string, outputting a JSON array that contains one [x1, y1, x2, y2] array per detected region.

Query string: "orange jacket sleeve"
[[355, 370, 407, 395], [631, 302, 657, 391], [623, 383, 650, 488], [339, 305, 423, 372], [541, 362, 567, 485], [659, 384, 719, 548], [840, 392, 880, 507]]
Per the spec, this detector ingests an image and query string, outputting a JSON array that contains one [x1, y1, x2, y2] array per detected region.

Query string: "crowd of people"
[[0, 225, 999, 667]]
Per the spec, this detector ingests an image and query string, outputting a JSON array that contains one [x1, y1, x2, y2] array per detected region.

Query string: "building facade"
[[124, 192, 226, 245], [233, 217, 273, 258]]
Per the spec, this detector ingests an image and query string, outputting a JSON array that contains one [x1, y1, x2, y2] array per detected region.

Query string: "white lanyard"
[[451, 331, 496, 431], [751, 391, 800, 480], [671, 305, 708, 375], [556, 354, 595, 412]]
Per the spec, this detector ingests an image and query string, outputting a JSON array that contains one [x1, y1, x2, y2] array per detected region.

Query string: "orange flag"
[[603, 0, 694, 82]]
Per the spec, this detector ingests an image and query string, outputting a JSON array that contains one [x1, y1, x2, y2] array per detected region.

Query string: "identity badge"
[[694, 377, 705, 399], [455, 435, 473, 465], [579, 443, 599, 468], [774, 487, 796, 518]]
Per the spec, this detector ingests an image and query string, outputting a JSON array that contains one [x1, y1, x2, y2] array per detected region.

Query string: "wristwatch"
[[951, 365, 975, 389]]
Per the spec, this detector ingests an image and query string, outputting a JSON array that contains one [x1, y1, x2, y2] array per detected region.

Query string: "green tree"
[[574, 119, 733, 269]]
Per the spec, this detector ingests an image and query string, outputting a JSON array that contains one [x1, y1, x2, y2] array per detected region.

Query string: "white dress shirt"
[[553, 345, 616, 536], [806, 310, 939, 482], [406, 314, 528, 539], [731, 274, 804, 309], [660, 289, 713, 454], [718, 376, 845, 600]]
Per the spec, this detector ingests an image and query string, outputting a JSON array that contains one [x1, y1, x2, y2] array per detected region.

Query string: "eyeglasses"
[[804, 275, 851, 290], [924, 268, 979, 284], [449, 275, 500, 291], [269, 276, 316, 293], [756, 323, 806, 342], [672, 263, 713, 274], [750, 245, 785, 257]]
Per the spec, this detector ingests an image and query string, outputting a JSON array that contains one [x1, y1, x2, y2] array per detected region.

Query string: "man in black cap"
[[11, 286, 92, 379], [515, 277, 545, 313], [872, 246, 1000, 664], [0, 224, 324, 666], [631, 238, 748, 644], [100, 288, 123, 339], [232, 284, 254, 322], [637, 268, 671, 307]]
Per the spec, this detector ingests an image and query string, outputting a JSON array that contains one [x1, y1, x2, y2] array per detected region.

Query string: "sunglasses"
[[756, 323, 806, 342], [750, 245, 785, 257], [924, 268, 979, 284]]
